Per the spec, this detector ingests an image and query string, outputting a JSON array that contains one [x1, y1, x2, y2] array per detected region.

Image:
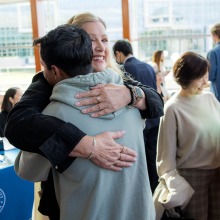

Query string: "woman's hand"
[[75, 84, 131, 117], [69, 130, 137, 171]]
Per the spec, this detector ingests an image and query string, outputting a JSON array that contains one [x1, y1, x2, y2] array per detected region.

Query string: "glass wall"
[[133, 0, 219, 64], [0, 0, 35, 96], [1, 0, 220, 96], [130, 0, 220, 90], [0, 0, 123, 97], [35, 0, 122, 44]]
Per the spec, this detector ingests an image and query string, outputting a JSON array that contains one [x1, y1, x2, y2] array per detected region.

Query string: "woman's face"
[[81, 21, 109, 72], [10, 89, 23, 107], [185, 71, 209, 95]]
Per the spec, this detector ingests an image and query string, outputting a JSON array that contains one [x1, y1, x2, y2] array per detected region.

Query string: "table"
[[0, 149, 34, 220]]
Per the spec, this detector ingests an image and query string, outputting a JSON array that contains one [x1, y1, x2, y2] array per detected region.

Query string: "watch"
[[125, 84, 143, 107], [133, 86, 144, 101]]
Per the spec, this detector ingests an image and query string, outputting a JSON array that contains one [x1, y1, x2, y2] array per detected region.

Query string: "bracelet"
[[125, 84, 139, 108], [86, 136, 96, 160], [125, 84, 135, 107], [87, 152, 93, 160]]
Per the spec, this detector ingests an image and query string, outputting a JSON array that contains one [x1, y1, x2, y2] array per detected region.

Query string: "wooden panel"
[[30, 0, 41, 73], [121, 0, 130, 41]]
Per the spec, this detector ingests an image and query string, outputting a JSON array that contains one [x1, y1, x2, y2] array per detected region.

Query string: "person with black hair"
[[5, 12, 163, 219], [0, 87, 22, 137], [17, 24, 156, 220]]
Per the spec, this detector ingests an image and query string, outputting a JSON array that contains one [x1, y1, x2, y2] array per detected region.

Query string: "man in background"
[[113, 39, 161, 193], [207, 23, 220, 102]]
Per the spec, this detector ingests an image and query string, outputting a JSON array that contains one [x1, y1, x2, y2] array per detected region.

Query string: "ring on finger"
[[120, 145, 125, 153], [96, 96, 101, 103], [113, 160, 118, 166], [119, 153, 122, 160]]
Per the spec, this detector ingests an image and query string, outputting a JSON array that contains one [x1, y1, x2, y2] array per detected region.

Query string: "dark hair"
[[33, 24, 93, 77], [173, 51, 210, 88], [113, 39, 133, 56], [1, 87, 20, 112]]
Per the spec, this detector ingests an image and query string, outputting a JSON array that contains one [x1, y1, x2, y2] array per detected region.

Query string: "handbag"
[[153, 170, 195, 220], [157, 170, 194, 209]]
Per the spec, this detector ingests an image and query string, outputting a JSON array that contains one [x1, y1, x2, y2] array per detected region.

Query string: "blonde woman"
[[6, 12, 163, 219], [151, 50, 169, 77], [156, 71, 170, 103]]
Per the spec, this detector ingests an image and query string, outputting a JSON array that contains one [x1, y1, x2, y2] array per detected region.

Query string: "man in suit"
[[113, 39, 161, 193]]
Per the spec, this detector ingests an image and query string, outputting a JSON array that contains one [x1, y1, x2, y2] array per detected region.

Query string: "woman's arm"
[[5, 72, 85, 172], [74, 78, 164, 119], [157, 106, 177, 177], [136, 84, 164, 119], [5, 72, 137, 172]]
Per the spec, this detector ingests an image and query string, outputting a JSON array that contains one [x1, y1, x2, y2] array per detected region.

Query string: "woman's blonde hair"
[[67, 12, 122, 76]]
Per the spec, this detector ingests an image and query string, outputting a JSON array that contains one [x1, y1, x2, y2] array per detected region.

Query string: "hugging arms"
[[5, 71, 163, 172]]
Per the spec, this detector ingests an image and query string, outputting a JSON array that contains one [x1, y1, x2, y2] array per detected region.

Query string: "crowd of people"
[[1, 12, 220, 220]]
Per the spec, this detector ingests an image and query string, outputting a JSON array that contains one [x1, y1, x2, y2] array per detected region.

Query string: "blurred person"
[[0, 87, 22, 137], [5, 12, 163, 219], [16, 24, 155, 220], [113, 39, 161, 193], [156, 71, 171, 103], [113, 39, 157, 88], [207, 23, 220, 102], [150, 50, 170, 87], [156, 51, 220, 220]]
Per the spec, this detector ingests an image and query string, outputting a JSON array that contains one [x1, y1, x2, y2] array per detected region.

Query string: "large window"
[[133, 0, 218, 64], [1, 0, 220, 96], [0, 1, 35, 95], [129, 0, 219, 90], [35, 0, 122, 44], [0, 0, 123, 97]]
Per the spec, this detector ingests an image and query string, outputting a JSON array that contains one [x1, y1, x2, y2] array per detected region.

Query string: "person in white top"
[[155, 71, 170, 103], [151, 50, 169, 79], [157, 51, 220, 220], [150, 50, 171, 103]]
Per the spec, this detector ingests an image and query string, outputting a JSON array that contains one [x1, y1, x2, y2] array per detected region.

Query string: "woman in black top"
[[0, 87, 22, 137], [5, 12, 164, 219]]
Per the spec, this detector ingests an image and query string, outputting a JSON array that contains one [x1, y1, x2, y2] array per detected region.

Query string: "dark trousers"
[[143, 126, 159, 193], [38, 169, 60, 220]]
